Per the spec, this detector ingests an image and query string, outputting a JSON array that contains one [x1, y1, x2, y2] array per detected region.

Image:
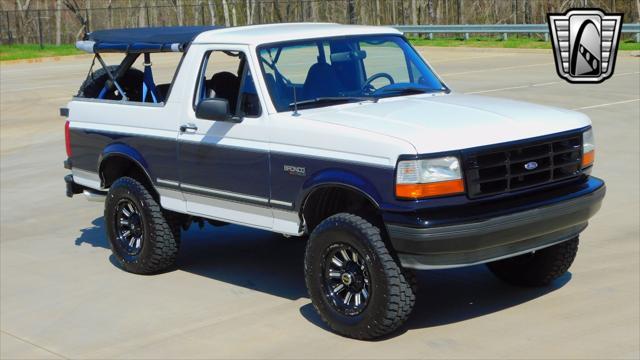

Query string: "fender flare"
[[296, 169, 383, 213], [97, 143, 154, 188]]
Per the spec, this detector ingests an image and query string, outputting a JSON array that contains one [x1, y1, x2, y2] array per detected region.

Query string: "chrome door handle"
[[180, 123, 198, 132]]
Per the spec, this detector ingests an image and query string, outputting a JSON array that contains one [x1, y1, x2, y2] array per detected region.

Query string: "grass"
[[1, 37, 638, 61], [0, 44, 82, 61], [408, 35, 640, 51]]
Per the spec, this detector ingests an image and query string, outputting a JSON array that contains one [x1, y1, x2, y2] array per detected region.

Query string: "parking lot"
[[1, 47, 639, 359]]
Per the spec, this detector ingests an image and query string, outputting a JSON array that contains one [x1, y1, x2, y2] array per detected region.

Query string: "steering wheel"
[[362, 73, 394, 94]]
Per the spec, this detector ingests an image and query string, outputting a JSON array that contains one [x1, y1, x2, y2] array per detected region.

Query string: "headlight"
[[396, 156, 464, 199], [582, 129, 595, 168]]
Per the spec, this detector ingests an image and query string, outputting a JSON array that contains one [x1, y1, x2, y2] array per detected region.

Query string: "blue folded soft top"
[[76, 26, 223, 53]]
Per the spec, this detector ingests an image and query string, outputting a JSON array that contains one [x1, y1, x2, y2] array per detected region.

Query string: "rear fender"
[[97, 143, 153, 188]]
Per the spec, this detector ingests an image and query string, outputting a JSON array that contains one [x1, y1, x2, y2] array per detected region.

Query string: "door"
[[178, 46, 272, 230]]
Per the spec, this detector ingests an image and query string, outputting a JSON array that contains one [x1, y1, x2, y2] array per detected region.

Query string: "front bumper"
[[386, 177, 606, 269]]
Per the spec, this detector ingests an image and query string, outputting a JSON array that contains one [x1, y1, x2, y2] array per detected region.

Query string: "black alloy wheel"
[[323, 243, 371, 316], [114, 199, 145, 256]]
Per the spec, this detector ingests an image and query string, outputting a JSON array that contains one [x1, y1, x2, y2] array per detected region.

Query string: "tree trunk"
[[222, 0, 230, 26], [411, 0, 418, 24], [427, 0, 435, 23], [176, 0, 184, 26], [524, 0, 531, 24], [231, 3, 237, 26], [347, 0, 355, 24], [16, 0, 32, 43], [391, 0, 397, 24], [207, 0, 216, 25], [246, 0, 252, 25], [107, 0, 113, 29], [311, 0, 319, 22], [273, 0, 283, 22], [139, 1, 146, 27], [86, 0, 92, 31], [56, 0, 62, 45]]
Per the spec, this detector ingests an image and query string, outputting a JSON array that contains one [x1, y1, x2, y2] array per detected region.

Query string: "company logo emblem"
[[548, 9, 623, 83], [284, 165, 306, 177], [524, 161, 539, 170]]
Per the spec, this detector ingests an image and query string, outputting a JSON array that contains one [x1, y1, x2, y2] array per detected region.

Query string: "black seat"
[[156, 84, 171, 102], [207, 71, 240, 111]]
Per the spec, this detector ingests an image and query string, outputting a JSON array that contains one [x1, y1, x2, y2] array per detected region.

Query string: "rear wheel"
[[487, 237, 579, 286], [304, 213, 415, 340], [105, 177, 180, 274]]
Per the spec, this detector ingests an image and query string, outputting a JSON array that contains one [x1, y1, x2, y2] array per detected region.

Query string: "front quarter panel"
[[267, 112, 417, 211]]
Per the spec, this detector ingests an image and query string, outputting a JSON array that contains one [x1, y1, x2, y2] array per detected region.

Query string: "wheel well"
[[100, 155, 159, 200], [302, 186, 382, 234]]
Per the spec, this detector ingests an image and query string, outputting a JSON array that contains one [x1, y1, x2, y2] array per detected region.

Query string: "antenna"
[[292, 84, 300, 117]]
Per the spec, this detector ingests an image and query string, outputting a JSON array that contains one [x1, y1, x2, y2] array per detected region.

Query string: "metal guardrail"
[[394, 23, 640, 42]]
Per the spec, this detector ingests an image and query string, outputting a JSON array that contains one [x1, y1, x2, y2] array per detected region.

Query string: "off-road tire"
[[105, 177, 180, 274], [487, 237, 579, 287], [79, 65, 144, 101], [304, 213, 415, 340]]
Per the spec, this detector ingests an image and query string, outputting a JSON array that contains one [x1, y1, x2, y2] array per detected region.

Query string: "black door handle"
[[180, 123, 198, 132]]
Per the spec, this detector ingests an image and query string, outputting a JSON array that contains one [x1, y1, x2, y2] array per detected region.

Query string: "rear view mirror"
[[196, 98, 241, 122]]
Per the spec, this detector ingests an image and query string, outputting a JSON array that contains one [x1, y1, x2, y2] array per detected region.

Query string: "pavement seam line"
[[466, 71, 640, 95], [441, 62, 553, 76], [1, 329, 68, 359], [572, 98, 640, 110]]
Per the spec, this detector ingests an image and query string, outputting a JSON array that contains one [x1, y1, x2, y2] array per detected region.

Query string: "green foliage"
[[408, 36, 640, 51], [0, 44, 82, 61], [1, 38, 637, 61]]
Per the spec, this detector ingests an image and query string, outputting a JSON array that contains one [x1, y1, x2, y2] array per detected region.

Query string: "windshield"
[[258, 35, 447, 112]]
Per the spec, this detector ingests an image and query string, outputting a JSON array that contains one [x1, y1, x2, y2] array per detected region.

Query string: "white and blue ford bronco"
[[63, 23, 605, 339]]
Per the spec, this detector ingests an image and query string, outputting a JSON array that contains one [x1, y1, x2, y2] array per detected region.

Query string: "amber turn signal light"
[[582, 150, 595, 168], [396, 179, 465, 199]]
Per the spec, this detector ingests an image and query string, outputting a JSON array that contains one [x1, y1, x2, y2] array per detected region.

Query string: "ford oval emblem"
[[524, 161, 539, 170]]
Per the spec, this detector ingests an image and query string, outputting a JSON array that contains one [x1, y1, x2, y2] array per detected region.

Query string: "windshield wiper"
[[289, 96, 377, 109], [376, 86, 446, 96]]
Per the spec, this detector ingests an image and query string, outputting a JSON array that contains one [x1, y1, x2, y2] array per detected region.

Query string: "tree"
[[412, 0, 418, 24], [222, 0, 230, 26], [207, 0, 217, 25], [56, 0, 62, 45], [169, 0, 184, 26], [62, 0, 89, 40]]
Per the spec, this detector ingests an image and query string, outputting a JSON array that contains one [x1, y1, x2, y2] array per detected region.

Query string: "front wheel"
[[487, 237, 579, 286], [104, 177, 180, 274], [304, 213, 415, 340]]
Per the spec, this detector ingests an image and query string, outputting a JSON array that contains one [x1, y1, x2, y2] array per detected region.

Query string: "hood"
[[300, 93, 591, 154]]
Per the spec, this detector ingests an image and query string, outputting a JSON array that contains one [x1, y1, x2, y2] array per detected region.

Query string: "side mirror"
[[195, 98, 241, 122]]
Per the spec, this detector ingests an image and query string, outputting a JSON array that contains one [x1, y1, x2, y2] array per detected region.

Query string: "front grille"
[[464, 133, 583, 198]]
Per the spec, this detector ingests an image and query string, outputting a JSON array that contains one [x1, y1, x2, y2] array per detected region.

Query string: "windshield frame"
[[255, 34, 449, 113]]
